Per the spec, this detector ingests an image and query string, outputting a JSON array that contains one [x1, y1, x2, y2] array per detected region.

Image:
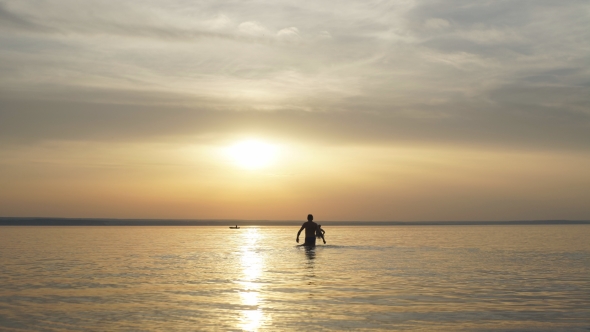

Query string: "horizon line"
[[1, 217, 589, 226]]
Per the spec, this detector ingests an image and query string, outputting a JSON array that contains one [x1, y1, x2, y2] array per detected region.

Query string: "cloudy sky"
[[1, 0, 589, 221]]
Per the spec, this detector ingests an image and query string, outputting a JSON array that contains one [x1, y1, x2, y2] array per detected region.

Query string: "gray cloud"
[[0, 2, 47, 31], [1, 86, 588, 152], [1, 0, 589, 150]]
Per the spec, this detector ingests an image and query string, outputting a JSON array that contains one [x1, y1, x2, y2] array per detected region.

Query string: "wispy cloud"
[[1, 0, 589, 150]]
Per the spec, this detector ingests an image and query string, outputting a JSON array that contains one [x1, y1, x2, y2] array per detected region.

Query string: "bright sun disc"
[[227, 140, 278, 169]]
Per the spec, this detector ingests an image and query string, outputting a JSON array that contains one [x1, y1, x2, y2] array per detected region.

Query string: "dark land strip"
[[1, 218, 589, 226]]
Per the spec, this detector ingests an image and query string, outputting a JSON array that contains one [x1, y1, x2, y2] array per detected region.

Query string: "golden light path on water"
[[238, 228, 269, 331]]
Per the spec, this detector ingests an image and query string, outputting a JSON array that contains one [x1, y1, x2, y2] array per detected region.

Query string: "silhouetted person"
[[316, 224, 326, 244], [297, 214, 319, 246]]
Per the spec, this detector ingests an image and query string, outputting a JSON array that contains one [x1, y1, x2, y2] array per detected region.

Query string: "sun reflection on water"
[[238, 228, 270, 331], [241, 309, 265, 331]]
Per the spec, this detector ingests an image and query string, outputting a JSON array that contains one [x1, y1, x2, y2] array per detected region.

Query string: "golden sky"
[[1, 0, 589, 220]]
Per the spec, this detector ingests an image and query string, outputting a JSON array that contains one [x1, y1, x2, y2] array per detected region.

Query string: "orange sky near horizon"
[[1, 138, 589, 221]]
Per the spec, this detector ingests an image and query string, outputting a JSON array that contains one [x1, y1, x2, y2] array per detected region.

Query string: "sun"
[[226, 139, 278, 169]]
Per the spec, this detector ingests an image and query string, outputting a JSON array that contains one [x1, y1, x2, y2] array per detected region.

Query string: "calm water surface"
[[1, 226, 589, 331]]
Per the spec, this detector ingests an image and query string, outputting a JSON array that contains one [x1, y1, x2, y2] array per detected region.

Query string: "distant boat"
[[229, 225, 240, 229]]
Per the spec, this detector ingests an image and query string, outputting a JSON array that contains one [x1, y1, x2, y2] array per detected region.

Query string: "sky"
[[0, 0, 589, 221]]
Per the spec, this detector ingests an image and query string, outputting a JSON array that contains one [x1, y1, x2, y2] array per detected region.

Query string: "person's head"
[[307, 214, 313, 221]]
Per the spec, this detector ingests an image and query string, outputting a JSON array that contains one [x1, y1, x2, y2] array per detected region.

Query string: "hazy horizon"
[[2, 217, 590, 227], [1, 0, 589, 220]]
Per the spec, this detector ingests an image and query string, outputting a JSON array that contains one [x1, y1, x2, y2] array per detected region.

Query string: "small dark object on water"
[[229, 225, 240, 229]]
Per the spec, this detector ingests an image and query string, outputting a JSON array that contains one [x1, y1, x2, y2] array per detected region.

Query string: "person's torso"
[[304, 221, 318, 237]]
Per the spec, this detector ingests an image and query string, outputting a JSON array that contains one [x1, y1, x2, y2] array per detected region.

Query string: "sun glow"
[[227, 139, 278, 169]]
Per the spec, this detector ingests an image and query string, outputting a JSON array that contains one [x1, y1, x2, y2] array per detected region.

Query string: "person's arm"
[[296, 225, 305, 243]]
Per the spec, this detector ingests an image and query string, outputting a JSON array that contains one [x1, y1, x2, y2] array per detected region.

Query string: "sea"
[[0, 225, 589, 331]]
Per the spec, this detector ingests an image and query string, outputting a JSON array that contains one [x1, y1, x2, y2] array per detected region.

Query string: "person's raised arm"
[[296, 225, 305, 243]]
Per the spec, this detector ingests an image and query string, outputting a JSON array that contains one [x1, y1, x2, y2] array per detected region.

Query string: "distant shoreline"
[[0, 218, 589, 226]]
